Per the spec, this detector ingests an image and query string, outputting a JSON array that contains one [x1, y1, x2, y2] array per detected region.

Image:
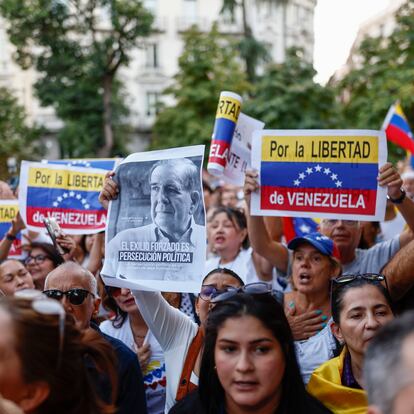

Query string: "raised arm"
[[87, 232, 105, 275], [0, 213, 25, 261], [382, 238, 414, 301], [132, 290, 198, 351], [379, 162, 414, 248], [244, 170, 289, 273]]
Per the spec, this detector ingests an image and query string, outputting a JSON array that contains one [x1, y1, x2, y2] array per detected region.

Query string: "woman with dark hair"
[[24, 242, 64, 290], [307, 274, 395, 414], [0, 293, 117, 414], [171, 291, 331, 414], [206, 206, 273, 284], [131, 267, 245, 411], [100, 287, 194, 414], [99, 171, 246, 411]]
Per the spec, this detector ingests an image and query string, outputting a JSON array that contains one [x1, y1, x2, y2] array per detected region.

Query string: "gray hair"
[[45, 261, 98, 296], [364, 311, 414, 413], [149, 158, 200, 193]]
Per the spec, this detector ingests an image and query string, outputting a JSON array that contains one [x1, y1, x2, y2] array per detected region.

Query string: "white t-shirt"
[[295, 319, 337, 384], [132, 290, 198, 412], [381, 213, 406, 241], [204, 247, 259, 284], [100, 316, 166, 414]]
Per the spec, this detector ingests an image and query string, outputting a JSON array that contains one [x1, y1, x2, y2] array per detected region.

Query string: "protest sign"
[[251, 130, 387, 221], [19, 161, 107, 234], [207, 91, 242, 176], [101, 145, 206, 293], [0, 200, 23, 259], [223, 113, 264, 186], [44, 158, 121, 171]]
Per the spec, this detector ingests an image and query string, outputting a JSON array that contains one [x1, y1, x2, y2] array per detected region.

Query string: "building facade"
[[0, 0, 317, 154], [332, 0, 406, 83]]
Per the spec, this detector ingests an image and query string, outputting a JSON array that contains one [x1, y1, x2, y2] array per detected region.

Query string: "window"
[[183, 0, 197, 25], [145, 43, 158, 68], [146, 92, 160, 116]]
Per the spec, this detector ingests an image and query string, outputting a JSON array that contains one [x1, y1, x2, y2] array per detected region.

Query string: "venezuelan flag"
[[259, 133, 381, 216], [282, 217, 319, 242], [20, 161, 108, 234], [382, 102, 414, 153]]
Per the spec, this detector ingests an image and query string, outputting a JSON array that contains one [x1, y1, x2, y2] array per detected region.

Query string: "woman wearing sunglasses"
[[131, 267, 245, 412], [171, 291, 331, 414], [307, 274, 395, 414], [0, 294, 117, 414]]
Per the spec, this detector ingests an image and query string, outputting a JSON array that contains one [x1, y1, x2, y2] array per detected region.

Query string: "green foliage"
[[337, 0, 414, 163], [152, 25, 250, 151], [245, 48, 342, 128], [0, 0, 153, 157], [220, 0, 272, 82], [0, 88, 44, 178]]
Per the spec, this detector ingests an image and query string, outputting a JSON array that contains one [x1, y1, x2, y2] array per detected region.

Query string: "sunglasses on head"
[[43, 288, 94, 305], [15, 289, 65, 368], [331, 273, 388, 292], [206, 282, 283, 305]]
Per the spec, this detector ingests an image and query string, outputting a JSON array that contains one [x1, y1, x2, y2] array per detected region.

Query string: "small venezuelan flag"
[[283, 217, 319, 243], [382, 102, 414, 153]]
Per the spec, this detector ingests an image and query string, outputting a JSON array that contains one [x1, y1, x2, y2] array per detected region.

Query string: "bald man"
[[44, 262, 147, 414]]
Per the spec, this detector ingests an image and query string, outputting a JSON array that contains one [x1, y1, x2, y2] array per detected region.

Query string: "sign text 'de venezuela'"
[[251, 130, 387, 221], [19, 161, 108, 234]]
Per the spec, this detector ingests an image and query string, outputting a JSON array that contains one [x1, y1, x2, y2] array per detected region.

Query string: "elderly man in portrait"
[[100, 158, 205, 281]]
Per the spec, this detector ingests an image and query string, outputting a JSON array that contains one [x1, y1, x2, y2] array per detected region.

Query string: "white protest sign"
[[223, 113, 265, 186], [101, 145, 206, 293], [251, 129, 387, 221]]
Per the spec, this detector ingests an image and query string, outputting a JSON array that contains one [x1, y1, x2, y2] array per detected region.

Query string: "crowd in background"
[[0, 161, 414, 414]]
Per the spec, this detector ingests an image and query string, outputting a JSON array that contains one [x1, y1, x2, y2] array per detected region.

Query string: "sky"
[[313, 0, 392, 84]]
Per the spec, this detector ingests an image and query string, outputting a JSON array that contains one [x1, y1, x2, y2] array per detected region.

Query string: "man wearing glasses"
[[244, 163, 414, 276], [43, 261, 147, 414]]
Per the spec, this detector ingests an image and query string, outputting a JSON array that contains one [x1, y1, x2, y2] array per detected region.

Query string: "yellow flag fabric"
[[307, 347, 367, 414]]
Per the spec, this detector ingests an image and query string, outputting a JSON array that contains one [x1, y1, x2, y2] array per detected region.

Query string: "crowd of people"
[[0, 159, 414, 414]]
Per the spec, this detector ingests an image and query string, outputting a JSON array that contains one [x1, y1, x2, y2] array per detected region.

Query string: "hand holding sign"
[[98, 171, 118, 210], [243, 169, 259, 205], [251, 130, 388, 221], [378, 162, 403, 199]]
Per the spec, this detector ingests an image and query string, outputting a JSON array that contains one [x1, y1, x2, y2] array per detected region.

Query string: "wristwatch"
[[388, 189, 406, 204]]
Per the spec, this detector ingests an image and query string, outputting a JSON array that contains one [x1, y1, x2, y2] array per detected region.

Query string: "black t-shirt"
[[169, 389, 333, 414]]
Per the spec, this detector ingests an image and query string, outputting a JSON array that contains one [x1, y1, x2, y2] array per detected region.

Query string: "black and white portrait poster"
[[101, 145, 206, 292]]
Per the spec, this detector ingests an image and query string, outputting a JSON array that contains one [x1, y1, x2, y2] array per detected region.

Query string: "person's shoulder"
[[366, 236, 399, 253], [305, 393, 333, 414], [169, 390, 205, 414], [310, 353, 342, 382], [109, 223, 156, 243], [100, 330, 136, 362]]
